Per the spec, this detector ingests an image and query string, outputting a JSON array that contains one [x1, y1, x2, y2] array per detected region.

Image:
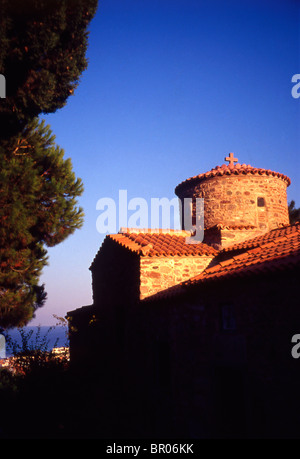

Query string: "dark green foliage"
[[4, 324, 61, 356], [0, 119, 84, 328], [0, 353, 71, 438], [0, 0, 98, 136], [288, 200, 300, 225], [0, 0, 98, 327]]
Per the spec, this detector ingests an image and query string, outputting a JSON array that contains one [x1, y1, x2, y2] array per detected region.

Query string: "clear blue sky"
[[31, 0, 300, 325]]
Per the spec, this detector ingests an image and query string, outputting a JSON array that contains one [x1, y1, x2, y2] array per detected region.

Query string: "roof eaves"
[[186, 250, 300, 286]]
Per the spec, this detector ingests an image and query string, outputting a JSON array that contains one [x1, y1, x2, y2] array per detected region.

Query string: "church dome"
[[175, 153, 291, 239]]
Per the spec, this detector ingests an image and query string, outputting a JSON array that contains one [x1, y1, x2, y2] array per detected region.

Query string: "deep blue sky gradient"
[[31, 0, 299, 325]]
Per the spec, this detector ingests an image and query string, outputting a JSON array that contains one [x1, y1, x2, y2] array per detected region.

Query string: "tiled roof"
[[186, 222, 300, 285], [175, 162, 291, 193], [220, 222, 299, 253], [142, 222, 300, 302], [105, 229, 218, 257]]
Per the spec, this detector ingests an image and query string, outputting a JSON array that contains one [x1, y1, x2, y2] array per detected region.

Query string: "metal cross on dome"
[[225, 152, 238, 166]]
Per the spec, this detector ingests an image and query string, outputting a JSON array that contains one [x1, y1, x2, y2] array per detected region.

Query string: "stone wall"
[[177, 174, 289, 233], [90, 237, 140, 308], [204, 226, 264, 249], [219, 228, 263, 248], [140, 256, 213, 299]]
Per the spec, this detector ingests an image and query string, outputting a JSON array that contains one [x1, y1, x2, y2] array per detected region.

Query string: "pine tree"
[[0, 119, 84, 328], [288, 200, 300, 225], [0, 0, 97, 327], [0, 0, 98, 136]]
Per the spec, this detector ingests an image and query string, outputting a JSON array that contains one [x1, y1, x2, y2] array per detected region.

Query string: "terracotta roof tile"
[[142, 224, 300, 302], [221, 222, 300, 253], [186, 222, 300, 285], [175, 163, 291, 194], [107, 229, 218, 257], [89, 229, 217, 268]]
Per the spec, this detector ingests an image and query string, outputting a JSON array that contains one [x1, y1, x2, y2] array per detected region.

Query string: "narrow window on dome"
[[257, 197, 265, 207]]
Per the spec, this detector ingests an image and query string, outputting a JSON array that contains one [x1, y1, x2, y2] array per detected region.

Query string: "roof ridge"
[[175, 163, 291, 193], [106, 231, 218, 257], [109, 233, 144, 253], [119, 227, 192, 236], [220, 221, 300, 253], [186, 249, 300, 286]]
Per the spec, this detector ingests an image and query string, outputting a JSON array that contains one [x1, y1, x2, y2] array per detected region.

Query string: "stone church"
[[68, 154, 300, 439]]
